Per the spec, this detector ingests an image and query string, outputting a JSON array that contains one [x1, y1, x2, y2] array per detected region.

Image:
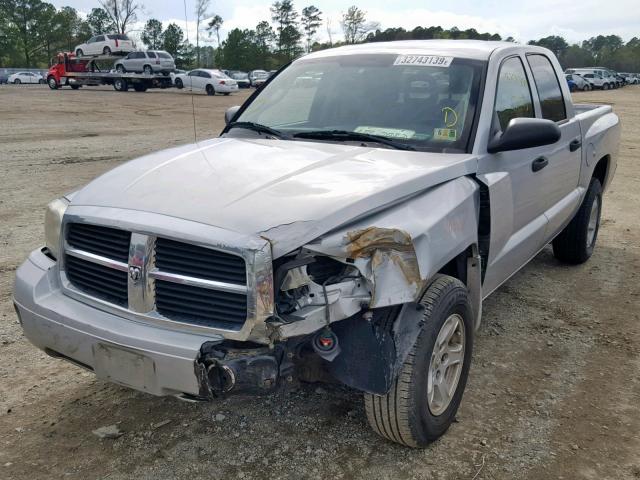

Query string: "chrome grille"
[[155, 237, 246, 285], [63, 222, 251, 331], [156, 280, 247, 330], [66, 254, 128, 306], [67, 223, 130, 262]]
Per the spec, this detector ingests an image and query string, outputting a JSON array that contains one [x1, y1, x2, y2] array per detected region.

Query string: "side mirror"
[[487, 118, 561, 154], [225, 105, 241, 125]]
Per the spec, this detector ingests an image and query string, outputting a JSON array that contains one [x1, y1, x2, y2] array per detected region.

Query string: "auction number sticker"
[[394, 55, 453, 67]]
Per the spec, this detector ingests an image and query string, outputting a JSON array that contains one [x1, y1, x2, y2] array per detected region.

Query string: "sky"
[[51, 0, 640, 46]]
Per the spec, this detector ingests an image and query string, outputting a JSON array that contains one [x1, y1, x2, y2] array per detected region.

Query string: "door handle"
[[569, 139, 582, 152], [531, 157, 548, 172]]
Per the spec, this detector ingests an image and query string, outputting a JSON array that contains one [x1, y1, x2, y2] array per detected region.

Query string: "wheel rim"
[[427, 313, 465, 416], [48, 78, 56, 88], [587, 195, 600, 248], [144, 66, 151, 74]]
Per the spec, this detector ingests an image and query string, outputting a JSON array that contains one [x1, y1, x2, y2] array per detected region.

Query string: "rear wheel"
[[583, 83, 591, 91], [38, 79, 45, 84], [70, 84, 81, 90], [76, 49, 83, 57], [13, 79, 21, 84], [113, 78, 128, 92], [143, 65, 153, 75], [103, 46, 111, 55], [552, 178, 603, 264], [206, 84, 215, 96], [364, 275, 474, 447]]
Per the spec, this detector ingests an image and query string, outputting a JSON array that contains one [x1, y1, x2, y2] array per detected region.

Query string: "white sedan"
[[173, 69, 239, 95], [8, 71, 44, 84]]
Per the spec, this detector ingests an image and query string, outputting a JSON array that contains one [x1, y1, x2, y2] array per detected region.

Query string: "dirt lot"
[[0, 84, 639, 480]]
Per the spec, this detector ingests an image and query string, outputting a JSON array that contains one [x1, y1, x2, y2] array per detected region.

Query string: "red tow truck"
[[46, 52, 174, 92]]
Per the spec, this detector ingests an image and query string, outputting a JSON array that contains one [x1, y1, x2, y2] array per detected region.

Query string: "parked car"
[[566, 76, 577, 92], [248, 69, 269, 87], [567, 68, 617, 90], [8, 71, 44, 84], [74, 34, 135, 57], [574, 72, 609, 90], [14, 40, 620, 449], [114, 50, 176, 75], [566, 73, 592, 91], [173, 69, 239, 95], [618, 73, 637, 84], [229, 71, 251, 88]]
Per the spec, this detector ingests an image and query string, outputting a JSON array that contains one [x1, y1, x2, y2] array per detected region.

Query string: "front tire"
[[76, 49, 83, 57], [47, 77, 58, 89], [116, 64, 126, 73], [175, 78, 183, 89], [364, 275, 474, 447], [14, 79, 21, 84], [552, 178, 602, 264]]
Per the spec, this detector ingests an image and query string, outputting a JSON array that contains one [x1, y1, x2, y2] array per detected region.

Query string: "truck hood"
[[71, 138, 478, 256]]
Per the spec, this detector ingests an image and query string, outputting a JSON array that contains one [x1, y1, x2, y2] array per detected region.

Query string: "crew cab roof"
[[304, 39, 532, 62]]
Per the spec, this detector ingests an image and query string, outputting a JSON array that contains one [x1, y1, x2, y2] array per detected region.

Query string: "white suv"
[[74, 34, 135, 57]]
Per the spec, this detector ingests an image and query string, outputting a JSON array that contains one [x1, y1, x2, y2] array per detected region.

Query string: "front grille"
[[65, 254, 128, 306], [155, 237, 246, 285], [155, 280, 247, 330], [67, 223, 131, 262], [63, 222, 253, 332]]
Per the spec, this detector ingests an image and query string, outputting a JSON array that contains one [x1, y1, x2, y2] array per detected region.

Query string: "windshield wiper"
[[227, 121, 290, 139], [293, 130, 415, 151]]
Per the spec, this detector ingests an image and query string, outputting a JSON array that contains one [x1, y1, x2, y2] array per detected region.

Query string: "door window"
[[96, 35, 105, 42], [494, 56, 535, 131], [527, 54, 566, 122], [147, 52, 157, 58]]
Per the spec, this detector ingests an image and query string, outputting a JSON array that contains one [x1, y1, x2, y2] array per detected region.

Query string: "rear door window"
[[147, 52, 157, 58], [527, 54, 566, 122], [494, 56, 535, 131], [157, 52, 172, 59], [96, 35, 105, 42]]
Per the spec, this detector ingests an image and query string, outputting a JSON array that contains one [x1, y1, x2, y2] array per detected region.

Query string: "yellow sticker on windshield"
[[434, 128, 457, 141], [355, 126, 415, 139]]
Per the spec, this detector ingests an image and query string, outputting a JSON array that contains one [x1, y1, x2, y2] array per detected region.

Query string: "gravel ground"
[[0, 84, 639, 480]]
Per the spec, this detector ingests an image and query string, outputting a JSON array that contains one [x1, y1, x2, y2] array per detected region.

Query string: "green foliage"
[[161, 23, 184, 59], [301, 5, 322, 52], [141, 18, 163, 49], [271, 0, 302, 59], [86, 7, 115, 36]]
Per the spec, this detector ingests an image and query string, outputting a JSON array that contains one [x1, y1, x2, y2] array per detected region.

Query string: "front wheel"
[[116, 64, 126, 73], [364, 275, 474, 448], [76, 49, 83, 57], [174, 78, 183, 89], [583, 84, 591, 91], [553, 178, 602, 264], [47, 77, 58, 89], [14, 79, 21, 84], [38, 79, 45, 84]]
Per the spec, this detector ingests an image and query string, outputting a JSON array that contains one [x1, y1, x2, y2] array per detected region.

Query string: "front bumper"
[[13, 248, 224, 397]]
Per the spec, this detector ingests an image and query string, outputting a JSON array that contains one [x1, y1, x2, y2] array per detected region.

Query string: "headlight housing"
[[44, 197, 69, 260]]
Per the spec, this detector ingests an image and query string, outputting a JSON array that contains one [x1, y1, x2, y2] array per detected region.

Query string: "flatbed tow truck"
[[46, 52, 174, 92]]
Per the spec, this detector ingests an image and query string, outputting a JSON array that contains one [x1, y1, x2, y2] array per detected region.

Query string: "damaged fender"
[[305, 176, 480, 308]]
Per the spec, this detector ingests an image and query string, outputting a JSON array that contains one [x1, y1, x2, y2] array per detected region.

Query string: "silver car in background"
[[114, 51, 176, 75]]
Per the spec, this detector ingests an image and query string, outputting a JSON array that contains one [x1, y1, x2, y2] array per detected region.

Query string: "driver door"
[[477, 55, 550, 295]]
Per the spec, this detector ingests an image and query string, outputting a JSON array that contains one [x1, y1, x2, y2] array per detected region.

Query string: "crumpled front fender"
[[304, 176, 480, 308]]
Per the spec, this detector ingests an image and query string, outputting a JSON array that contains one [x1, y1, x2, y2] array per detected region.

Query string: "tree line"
[[1, 0, 639, 73]]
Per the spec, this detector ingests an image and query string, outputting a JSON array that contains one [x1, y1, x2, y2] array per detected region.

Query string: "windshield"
[[235, 54, 484, 152], [232, 72, 248, 79]]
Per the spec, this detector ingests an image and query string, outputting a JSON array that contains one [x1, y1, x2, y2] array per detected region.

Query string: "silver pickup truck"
[[14, 40, 619, 447]]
